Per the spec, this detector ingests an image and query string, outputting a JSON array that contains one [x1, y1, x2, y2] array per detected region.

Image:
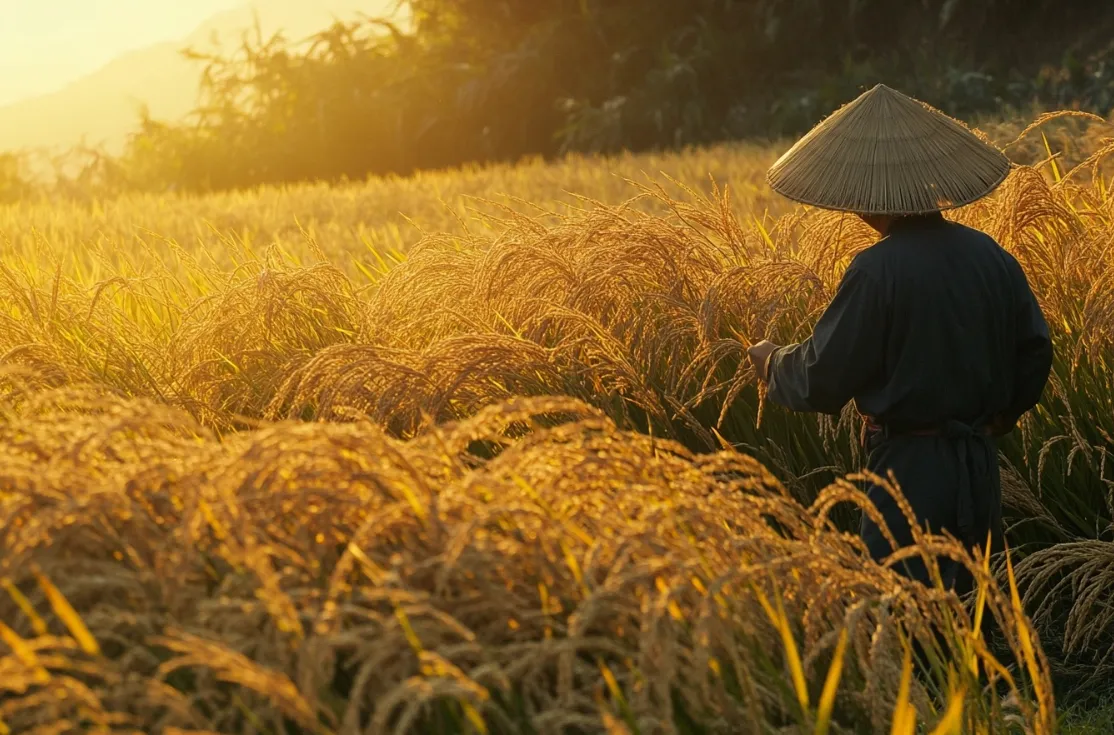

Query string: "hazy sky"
[[0, 0, 240, 105]]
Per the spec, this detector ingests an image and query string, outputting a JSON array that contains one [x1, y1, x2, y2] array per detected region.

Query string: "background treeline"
[[8, 0, 1114, 197]]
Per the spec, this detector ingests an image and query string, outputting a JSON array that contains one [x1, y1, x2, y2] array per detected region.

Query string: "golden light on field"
[[1, 0, 1112, 727], [0, 107, 1111, 731]]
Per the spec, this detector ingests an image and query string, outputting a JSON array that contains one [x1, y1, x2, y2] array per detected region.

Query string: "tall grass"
[[0, 390, 1056, 732], [0, 110, 1112, 732]]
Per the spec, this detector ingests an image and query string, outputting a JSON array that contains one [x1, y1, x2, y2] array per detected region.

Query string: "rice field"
[[1, 110, 1113, 733]]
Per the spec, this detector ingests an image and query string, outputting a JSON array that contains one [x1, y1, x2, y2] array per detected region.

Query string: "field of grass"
[[1, 110, 1113, 733]]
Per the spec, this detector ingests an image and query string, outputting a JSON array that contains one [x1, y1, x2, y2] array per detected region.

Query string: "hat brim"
[[765, 84, 1014, 216], [765, 161, 1014, 217]]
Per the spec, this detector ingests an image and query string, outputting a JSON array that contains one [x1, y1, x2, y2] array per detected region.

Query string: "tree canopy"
[[50, 0, 1114, 193]]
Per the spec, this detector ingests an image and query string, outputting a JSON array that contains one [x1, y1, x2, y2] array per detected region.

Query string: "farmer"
[[747, 84, 1053, 597]]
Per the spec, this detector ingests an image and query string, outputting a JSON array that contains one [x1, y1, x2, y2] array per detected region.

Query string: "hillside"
[[0, 0, 400, 156]]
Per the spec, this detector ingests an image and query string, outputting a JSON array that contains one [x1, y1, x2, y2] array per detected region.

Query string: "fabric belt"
[[861, 416, 993, 548]]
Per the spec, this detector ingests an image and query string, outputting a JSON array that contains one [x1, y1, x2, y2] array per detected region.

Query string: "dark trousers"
[[858, 430, 1005, 689]]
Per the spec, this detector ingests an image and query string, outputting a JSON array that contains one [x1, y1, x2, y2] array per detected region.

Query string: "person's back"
[[758, 211, 1052, 588], [851, 213, 1051, 436]]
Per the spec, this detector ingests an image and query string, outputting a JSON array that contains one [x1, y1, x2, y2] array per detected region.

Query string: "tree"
[[96, 0, 1114, 193]]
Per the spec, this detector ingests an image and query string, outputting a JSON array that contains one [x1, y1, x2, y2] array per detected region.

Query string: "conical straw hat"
[[766, 84, 1012, 216]]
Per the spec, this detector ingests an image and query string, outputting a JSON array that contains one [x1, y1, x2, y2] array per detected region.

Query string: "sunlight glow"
[[0, 0, 239, 105]]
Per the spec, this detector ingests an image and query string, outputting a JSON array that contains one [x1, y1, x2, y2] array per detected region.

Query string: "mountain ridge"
[[0, 0, 399, 155]]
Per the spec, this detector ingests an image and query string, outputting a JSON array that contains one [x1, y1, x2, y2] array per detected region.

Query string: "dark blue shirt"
[[767, 212, 1053, 430]]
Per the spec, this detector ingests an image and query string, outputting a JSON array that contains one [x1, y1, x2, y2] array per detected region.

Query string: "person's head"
[[857, 213, 895, 235]]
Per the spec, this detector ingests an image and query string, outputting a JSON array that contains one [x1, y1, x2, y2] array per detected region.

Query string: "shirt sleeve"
[[766, 261, 886, 415], [1004, 267, 1053, 424]]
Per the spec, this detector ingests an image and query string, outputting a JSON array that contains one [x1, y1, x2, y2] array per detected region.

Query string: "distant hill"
[[0, 0, 400, 156]]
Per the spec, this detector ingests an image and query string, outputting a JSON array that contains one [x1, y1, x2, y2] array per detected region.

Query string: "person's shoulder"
[[950, 221, 1021, 261], [846, 248, 882, 279], [848, 229, 904, 271], [948, 222, 1033, 283], [841, 246, 889, 291], [884, 219, 1011, 257], [948, 220, 1002, 247], [850, 218, 1005, 274]]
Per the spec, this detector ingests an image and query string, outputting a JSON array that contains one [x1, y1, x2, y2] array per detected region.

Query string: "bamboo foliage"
[[28, 0, 1113, 195]]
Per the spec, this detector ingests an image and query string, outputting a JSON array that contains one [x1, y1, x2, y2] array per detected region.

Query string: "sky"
[[0, 0, 240, 105]]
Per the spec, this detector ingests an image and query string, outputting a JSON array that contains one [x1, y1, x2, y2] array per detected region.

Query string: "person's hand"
[[747, 340, 780, 382]]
